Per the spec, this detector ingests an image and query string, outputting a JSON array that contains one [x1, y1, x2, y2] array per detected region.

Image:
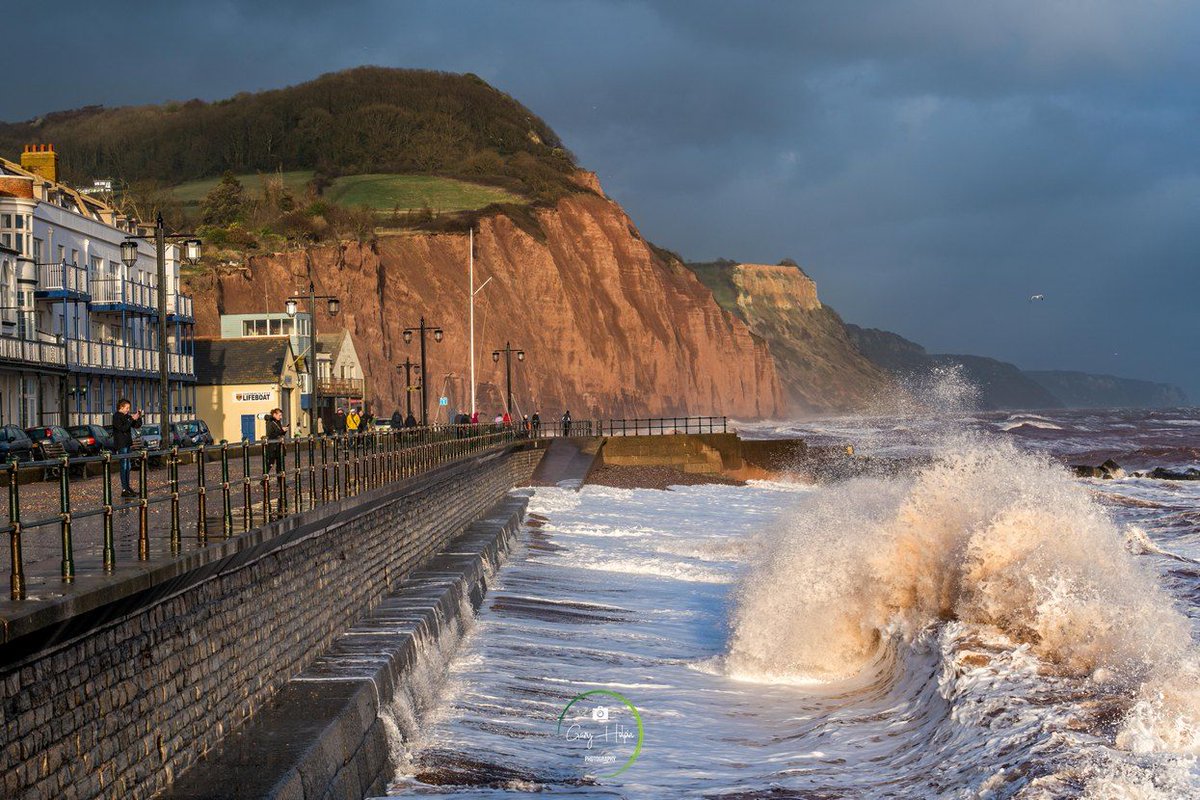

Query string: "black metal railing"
[[604, 416, 727, 436], [3, 426, 520, 601]]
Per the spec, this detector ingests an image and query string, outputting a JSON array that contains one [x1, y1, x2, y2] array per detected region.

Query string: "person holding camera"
[[112, 399, 143, 497], [265, 408, 288, 474]]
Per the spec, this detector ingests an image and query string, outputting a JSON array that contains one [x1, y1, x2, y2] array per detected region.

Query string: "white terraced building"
[[0, 145, 196, 428]]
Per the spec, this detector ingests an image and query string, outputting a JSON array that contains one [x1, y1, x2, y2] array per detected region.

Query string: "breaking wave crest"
[[726, 433, 1200, 794]]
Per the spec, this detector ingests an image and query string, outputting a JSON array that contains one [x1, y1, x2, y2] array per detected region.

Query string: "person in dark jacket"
[[332, 408, 348, 435], [561, 410, 572, 438], [531, 411, 541, 437], [265, 408, 287, 474], [390, 410, 403, 429], [404, 412, 418, 428], [112, 399, 143, 497]]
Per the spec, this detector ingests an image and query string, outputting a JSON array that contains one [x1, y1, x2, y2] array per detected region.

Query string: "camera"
[[591, 706, 609, 722]]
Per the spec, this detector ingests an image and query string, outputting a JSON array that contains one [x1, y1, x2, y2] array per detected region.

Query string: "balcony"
[[166, 292, 194, 321], [35, 261, 90, 301], [89, 277, 157, 314], [65, 340, 194, 377], [316, 377, 364, 398], [0, 334, 67, 369]]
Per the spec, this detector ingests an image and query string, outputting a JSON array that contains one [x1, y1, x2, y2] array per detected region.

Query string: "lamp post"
[[285, 280, 340, 434], [402, 317, 443, 426], [491, 342, 525, 416], [396, 357, 421, 420], [122, 215, 201, 432]]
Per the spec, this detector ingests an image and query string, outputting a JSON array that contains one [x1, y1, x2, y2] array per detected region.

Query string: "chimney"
[[20, 143, 58, 183]]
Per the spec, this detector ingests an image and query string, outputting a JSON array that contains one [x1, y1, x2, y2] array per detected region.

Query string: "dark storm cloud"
[[4, 1, 1197, 396]]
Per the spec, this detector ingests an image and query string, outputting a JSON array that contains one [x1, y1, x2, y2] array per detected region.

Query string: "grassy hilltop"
[[0, 67, 582, 241]]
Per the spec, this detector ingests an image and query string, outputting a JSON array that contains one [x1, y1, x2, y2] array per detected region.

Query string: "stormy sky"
[[5, 1, 1198, 398]]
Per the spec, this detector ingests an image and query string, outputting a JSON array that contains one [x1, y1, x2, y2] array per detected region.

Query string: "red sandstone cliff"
[[187, 190, 785, 420]]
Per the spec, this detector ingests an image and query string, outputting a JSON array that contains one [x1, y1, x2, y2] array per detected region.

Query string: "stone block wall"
[[0, 446, 543, 800]]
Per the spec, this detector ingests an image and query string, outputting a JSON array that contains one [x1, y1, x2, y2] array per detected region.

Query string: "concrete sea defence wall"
[[0, 444, 544, 800]]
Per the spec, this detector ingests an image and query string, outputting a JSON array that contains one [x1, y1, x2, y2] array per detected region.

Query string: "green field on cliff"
[[171, 171, 523, 213]]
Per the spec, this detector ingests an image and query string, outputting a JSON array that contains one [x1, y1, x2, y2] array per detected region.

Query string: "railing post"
[[221, 442, 234, 538], [58, 456, 75, 582], [332, 436, 341, 501], [320, 437, 330, 504], [196, 444, 208, 544], [102, 453, 115, 572], [293, 435, 303, 512], [277, 437, 288, 517], [169, 446, 181, 553], [8, 460, 24, 600], [307, 436, 317, 511], [242, 440, 253, 531], [260, 437, 271, 521], [138, 450, 150, 561]]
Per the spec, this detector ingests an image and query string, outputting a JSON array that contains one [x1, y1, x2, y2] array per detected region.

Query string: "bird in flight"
[[1029, 294, 1045, 302]]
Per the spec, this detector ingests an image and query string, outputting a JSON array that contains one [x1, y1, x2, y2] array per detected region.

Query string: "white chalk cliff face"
[[189, 180, 787, 419]]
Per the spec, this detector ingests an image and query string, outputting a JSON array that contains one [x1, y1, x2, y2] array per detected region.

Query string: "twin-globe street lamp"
[[402, 317, 442, 426], [491, 342, 525, 417], [284, 281, 341, 434], [120, 214, 201, 433]]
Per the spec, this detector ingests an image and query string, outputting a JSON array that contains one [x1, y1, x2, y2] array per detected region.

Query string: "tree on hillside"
[[201, 173, 247, 226]]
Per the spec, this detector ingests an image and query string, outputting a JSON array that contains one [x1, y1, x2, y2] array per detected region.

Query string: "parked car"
[[173, 419, 215, 446], [24, 425, 85, 459], [0, 425, 35, 463], [102, 424, 147, 451], [68, 424, 115, 456]]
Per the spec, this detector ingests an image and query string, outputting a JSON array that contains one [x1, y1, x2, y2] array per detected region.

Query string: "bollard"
[[8, 460, 24, 600], [102, 453, 115, 571], [138, 450, 149, 561], [242, 440, 253, 531], [168, 447, 181, 553], [221, 442, 234, 538], [196, 444, 208, 544]]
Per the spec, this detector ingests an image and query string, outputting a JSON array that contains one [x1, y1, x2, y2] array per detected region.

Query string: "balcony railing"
[[65, 341, 193, 376], [316, 377, 365, 397], [168, 292, 194, 319], [89, 277, 157, 311], [37, 262, 90, 296], [0, 334, 66, 367]]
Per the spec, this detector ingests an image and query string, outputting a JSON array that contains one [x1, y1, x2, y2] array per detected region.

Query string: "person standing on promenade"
[[404, 411, 418, 428], [112, 399, 143, 498], [333, 407, 348, 435], [531, 410, 541, 437], [502, 410, 512, 428], [390, 409, 403, 429], [265, 408, 288, 474], [561, 410, 572, 438], [347, 407, 362, 435]]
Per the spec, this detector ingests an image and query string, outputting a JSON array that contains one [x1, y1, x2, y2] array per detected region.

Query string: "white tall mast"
[[469, 227, 475, 416], [468, 227, 493, 418]]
